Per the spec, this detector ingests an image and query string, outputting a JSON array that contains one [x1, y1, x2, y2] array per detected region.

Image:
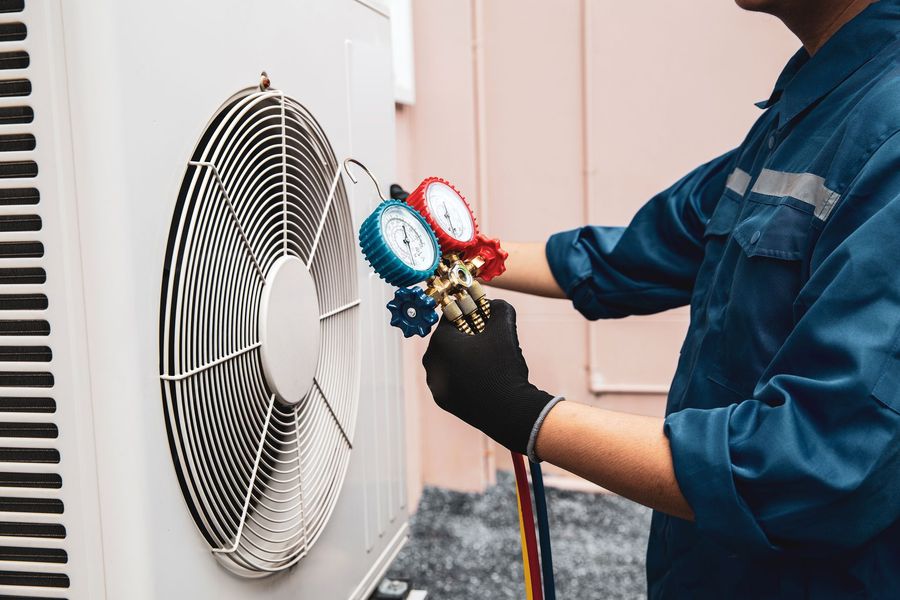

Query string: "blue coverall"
[[545, 2, 900, 597]]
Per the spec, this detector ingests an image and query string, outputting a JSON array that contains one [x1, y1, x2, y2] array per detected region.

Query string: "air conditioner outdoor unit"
[[0, 1, 408, 598]]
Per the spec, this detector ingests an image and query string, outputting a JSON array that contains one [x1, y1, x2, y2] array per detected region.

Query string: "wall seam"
[[470, 0, 495, 486], [581, 0, 596, 392]]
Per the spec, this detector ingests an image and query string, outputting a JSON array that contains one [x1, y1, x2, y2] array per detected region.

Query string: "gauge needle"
[[442, 202, 458, 235], [402, 225, 412, 257]]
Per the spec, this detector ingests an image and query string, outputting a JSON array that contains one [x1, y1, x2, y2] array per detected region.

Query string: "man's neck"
[[779, 0, 876, 55]]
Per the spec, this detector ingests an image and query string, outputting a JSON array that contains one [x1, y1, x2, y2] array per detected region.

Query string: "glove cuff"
[[526, 396, 565, 463]]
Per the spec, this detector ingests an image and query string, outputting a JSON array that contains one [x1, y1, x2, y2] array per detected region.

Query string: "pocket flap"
[[873, 330, 900, 415], [704, 193, 741, 237], [733, 201, 815, 260]]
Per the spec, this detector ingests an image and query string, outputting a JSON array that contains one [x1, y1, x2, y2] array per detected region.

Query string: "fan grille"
[[160, 90, 360, 576]]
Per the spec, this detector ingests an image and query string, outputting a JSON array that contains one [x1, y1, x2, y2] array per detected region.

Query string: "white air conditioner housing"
[[0, 1, 408, 598]]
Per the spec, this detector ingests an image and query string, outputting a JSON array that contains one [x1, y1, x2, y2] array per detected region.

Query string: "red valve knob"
[[464, 234, 508, 282]]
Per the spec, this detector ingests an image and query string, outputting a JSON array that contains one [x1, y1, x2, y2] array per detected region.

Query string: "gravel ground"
[[387, 471, 651, 600]]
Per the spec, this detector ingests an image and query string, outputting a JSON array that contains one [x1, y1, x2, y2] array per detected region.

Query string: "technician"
[[422, 0, 900, 597]]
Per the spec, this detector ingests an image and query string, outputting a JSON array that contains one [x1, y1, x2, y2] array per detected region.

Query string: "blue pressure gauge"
[[359, 200, 441, 287]]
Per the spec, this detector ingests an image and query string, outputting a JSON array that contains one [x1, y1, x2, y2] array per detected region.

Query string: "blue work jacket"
[[546, 2, 900, 597]]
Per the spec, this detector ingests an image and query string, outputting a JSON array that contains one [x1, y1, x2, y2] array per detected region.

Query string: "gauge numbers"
[[424, 181, 475, 243], [380, 204, 438, 270]]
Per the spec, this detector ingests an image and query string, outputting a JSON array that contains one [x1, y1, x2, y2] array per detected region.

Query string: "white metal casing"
[[0, 1, 407, 598]]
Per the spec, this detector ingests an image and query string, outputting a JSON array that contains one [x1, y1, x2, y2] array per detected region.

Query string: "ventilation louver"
[[0, 2, 72, 598], [160, 89, 360, 576]]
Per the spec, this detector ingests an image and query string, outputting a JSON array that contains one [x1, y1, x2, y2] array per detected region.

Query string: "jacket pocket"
[[707, 373, 750, 402], [688, 191, 744, 323], [714, 198, 818, 395], [872, 328, 900, 415], [732, 198, 817, 261], [704, 191, 742, 238]]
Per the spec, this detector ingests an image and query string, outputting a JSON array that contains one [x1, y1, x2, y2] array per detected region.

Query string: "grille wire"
[[159, 90, 360, 576]]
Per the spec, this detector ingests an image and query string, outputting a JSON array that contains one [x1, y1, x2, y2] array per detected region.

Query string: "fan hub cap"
[[258, 256, 320, 404]]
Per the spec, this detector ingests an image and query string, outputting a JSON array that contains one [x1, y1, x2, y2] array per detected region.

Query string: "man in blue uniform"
[[422, 0, 900, 596]]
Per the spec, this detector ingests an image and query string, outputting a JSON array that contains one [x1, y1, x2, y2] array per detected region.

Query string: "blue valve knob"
[[387, 287, 439, 338]]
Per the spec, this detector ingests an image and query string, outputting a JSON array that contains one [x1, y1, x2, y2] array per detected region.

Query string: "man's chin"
[[734, 0, 782, 13]]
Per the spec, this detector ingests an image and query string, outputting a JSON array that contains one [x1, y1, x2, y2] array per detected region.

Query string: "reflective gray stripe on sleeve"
[[725, 168, 751, 196], [751, 168, 841, 220]]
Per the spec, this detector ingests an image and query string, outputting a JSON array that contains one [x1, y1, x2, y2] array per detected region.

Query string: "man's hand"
[[424, 300, 693, 518], [422, 300, 559, 455]]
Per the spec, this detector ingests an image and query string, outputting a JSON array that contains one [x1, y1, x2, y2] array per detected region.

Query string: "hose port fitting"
[[456, 292, 484, 333], [468, 280, 490, 319]]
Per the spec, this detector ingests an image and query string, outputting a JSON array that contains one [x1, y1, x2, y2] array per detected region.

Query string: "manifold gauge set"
[[355, 169, 507, 337], [349, 161, 556, 600]]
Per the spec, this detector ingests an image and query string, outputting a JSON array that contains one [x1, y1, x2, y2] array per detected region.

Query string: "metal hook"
[[343, 158, 388, 202]]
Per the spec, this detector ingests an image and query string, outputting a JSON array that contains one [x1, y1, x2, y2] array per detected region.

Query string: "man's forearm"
[[535, 401, 694, 521], [488, 241, 567, 299]]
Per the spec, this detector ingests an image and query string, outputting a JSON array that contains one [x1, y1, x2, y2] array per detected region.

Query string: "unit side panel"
[[0, 2, 105, 599]]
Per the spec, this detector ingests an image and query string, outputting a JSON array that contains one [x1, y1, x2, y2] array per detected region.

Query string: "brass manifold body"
[[423, 253, 491, 335]]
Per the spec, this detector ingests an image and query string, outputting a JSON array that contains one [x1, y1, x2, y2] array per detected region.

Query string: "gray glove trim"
[[526, 395, 565, 463]]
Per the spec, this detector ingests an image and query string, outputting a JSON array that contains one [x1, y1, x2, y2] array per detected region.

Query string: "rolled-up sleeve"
[[666, 133, 900, 557], [546, 149, 737, 319]]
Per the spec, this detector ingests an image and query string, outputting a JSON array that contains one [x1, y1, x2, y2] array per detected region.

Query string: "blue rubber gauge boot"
[[359, 200, 441, 287]]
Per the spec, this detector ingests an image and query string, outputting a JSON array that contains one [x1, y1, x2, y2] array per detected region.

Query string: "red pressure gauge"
[[405, 177, 479, 253], [405, 176, 508, 282]]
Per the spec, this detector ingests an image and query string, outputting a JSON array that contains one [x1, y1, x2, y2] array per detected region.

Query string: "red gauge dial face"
[[406, 177, 479, 253], [423, 181, 475, 243]]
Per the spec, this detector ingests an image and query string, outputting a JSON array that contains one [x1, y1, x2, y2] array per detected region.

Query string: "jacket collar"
[[756, 0, 900, 126]]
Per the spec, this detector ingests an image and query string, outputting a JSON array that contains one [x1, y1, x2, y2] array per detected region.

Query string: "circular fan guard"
[[159, 90, 360, 576]]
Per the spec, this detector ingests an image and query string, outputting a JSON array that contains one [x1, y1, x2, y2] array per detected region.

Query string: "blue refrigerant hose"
[[529, 461, 556, 600]]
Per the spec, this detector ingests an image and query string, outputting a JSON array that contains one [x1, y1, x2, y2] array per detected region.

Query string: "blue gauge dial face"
[[380, 205, 438, 270]]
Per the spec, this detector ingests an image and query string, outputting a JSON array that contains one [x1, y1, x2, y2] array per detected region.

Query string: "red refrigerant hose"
[[513, 451, 543, 600]]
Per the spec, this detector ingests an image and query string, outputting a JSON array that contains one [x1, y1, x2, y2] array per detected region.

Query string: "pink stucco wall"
[[397, 0, 798, 504]]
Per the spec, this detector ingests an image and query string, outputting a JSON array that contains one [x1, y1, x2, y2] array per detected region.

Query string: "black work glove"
[[422, 299, 560, 456]]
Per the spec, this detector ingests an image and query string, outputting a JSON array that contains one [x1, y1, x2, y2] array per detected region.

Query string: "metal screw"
[[406, 307, 417, 318]]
